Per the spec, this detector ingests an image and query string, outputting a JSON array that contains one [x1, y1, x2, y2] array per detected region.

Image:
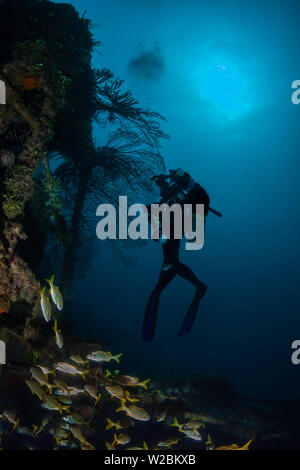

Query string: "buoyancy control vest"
[[151, 168, 210, 216]]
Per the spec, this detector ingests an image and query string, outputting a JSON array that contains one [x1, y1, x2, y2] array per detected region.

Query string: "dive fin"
[[178, 284, 207, 336], [142, 290, 160, 342]]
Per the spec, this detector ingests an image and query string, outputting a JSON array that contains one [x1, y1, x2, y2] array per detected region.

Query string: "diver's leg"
[[142, 268, 176, 342], [176, 262, 203, 286], [176, 262, 207, 336], [142, 240, 178, 342]]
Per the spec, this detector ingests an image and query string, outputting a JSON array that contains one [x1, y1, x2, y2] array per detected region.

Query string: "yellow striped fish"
[[53, 320, 64, 349], [30, 366, 56, 393], [40, 286, 52, 322], [115, 376, 150, 390], [112, 433, 131, 446], [216, 440, 253, 451], [84, 385, 101, 405], [86, 350, 122, 363], [2, 410, 20, 430], [116, 400, 150, 422], [26, 380, 45, 401], [105, 384, 138, 403], [46, 274, 63, 311]]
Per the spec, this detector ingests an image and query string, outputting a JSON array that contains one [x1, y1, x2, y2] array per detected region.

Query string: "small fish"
[[46, 274, 63, 311], [1, 410, 19, 430], [70, 426, 94, 449], [41, 403, 57, 412], [154, 389, 168, 402], [86, 350, 122, 364], [54, 362, 89, 379], [54, 427, 69, 445], [116, 400, 150, 422], [54, 386, 84, 397], [105, 441, 116, 450], [105, 418, 123, 431], [42, 394, 70, 415], [36, 364, 56, 379], [184, 418, 205, 430], [30, 366, 56, 393], [63, 413, 86, 426], [115, 376, 150, 390], [52, 320, 64, 349], [84, 385, 101, 405], [181, 428, 202, 441], [33, 416, 51, 436], [57, 396, 72, 405], [105, 384, 138, 403], [40, 286, 52, 322], [170, 417, 185, 431], [53, 377, 70, 395], [70, 354, 88, 366], [157, 437, 181, 448], [26, 379, 45, 401], [112, 433, 131, 446], [172, 416, 204, 435], [16, 426, 35, 438], [126, 441, 149, 450], [156, 410, 166, 422], [171, 417, 203, 441], [216, 440, 253, 451]]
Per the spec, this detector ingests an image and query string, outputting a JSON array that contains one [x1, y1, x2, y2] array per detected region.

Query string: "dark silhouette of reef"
[[0, 0, 166, 314]]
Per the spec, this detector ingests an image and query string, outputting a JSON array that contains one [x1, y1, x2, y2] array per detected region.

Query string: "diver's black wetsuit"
[[142, 171, 210, 342]]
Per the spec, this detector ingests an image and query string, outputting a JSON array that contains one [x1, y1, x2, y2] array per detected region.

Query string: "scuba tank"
[[151, 168, 222, 218], [151, 168, 191, 204]]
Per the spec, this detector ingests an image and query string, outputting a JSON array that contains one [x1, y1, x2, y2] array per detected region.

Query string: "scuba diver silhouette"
[[142, 168, 221, 342]]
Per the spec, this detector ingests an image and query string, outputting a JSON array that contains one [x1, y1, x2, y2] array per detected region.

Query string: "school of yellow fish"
[[1, 347, 254, 450], [0, 275, 254, 450]]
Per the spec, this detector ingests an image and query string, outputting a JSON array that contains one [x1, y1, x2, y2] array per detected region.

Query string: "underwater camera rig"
[[151, 169, 222, 217]]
